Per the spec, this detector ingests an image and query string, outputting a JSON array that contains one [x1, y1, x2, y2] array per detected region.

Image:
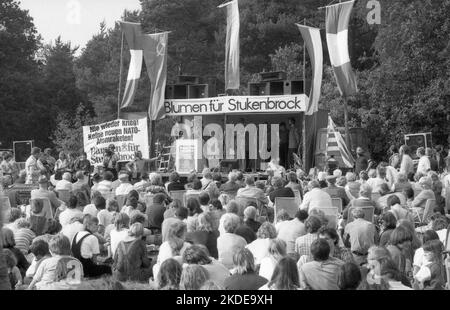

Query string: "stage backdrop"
[[83, 118, 149, 166]]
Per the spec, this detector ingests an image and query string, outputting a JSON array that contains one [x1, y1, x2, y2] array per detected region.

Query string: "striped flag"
[[296, 24, 323, 115], [325, 0, 357, 97], [220, 0, 240, 90], [120, 21, 144, 109], [142, 32, 169, 120], [326, 116, 355, 168]]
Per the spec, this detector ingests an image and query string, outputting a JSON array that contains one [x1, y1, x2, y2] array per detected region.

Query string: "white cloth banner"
[[164, 94, 308, 116], [83, 118, 149, 166]]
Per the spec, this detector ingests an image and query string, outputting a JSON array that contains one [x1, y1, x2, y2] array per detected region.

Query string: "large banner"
[[164, 94, 308, 116], [83, 118, 149, 166]]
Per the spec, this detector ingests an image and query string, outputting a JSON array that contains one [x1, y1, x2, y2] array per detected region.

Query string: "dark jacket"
[[269, 187, 294, 204], [113, 238, 152, 282], [185, 230, 219, 259]]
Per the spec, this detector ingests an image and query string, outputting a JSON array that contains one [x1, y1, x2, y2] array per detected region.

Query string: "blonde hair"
[[128, 222, 144, 238]]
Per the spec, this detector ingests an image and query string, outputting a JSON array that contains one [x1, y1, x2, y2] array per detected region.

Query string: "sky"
[[18, 0, 141, 54]]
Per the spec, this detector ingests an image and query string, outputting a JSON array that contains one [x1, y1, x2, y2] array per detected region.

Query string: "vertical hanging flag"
[[296, 24, 323, 115], [120, 21, 144, 109], [142, 32, 168, 120], [325, 0, 357, 97], [326, 116, 355, 168], [220, 0, 240, 90]]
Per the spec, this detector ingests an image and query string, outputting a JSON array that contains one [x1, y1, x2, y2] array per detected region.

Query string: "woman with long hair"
[[259, 239, 287, 281], [259, 257, 300, 290], [156, 258, 182, 290], [179, 265, 209, 290], [185, 212, 219, 259], [153, 221, 190, 280], [413, 239, 445, 290]]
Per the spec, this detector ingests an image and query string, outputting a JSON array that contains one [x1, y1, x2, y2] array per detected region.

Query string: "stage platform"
[[158, 171, 269, 181]]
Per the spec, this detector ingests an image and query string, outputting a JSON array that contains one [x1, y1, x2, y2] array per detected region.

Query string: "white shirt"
[[417, 156, 430, 175], [366, 177, 387, 193], [110, 229, 129, 257], [259, 256, 277, 281], [83, 204, 98, 217], [97, 180, 112, 194], [73, 231, 100, 259], [59, 208, 83, 227], [133, 180, 149, 192], [55, 179, 73, 192], [300, 188, 332, 212], [97, 210, 115, 227], [277, 218, 306, 255], [61, 221, 84, 244], [115, 183, 134, 196], [245, 238, 271, 265], [413, 247, 425, 269]]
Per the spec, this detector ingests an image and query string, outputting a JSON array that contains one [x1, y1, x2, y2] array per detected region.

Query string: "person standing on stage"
[[279, 122, 289, 169], [74, 152, 92, 176], [204, 131, 221, 170], [25, 147, 44, 185], [103, 144, 120, 180], [288, 118, 300, 169], [125, 151, 160, 182]]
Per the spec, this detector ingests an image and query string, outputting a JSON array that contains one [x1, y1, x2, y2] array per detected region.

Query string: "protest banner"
[[83, 118, 149, 166], [164, 94, 308, 116]]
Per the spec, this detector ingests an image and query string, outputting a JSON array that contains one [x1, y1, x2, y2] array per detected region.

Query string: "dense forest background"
[[0, 0, 449, 161]]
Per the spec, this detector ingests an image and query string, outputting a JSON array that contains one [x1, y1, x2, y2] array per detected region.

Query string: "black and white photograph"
[[0, 0, 449, 296]]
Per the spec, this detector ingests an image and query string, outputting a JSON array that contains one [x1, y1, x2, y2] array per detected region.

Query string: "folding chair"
[[347, 206, 374, 224], [292, 189, 302, 206], [274, 197, 298, 224], [169, 190, 187, 206], [1, 196, 11, 224], [331, 198, 343, 214], [57, 189, 71, 204], [316, 207, 339, 229]]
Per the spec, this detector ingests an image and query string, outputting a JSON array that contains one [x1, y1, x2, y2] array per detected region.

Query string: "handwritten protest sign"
[[82, 118, 149, 166]]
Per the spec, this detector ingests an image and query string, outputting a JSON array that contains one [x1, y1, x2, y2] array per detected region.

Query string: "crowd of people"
[[0, 143, 449, 290]]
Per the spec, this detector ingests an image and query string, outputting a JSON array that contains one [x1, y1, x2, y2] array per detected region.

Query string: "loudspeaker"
[[248, 82, 268, 96], [165, 85, 175, 99], [176, 75, 201, 85], [259, 71, 287, 82], [289, 80, 305, 94], [174, 85, 188, 99], [188, 84, 209, 98], [405, 133, 432, 158], [269, 81, 284, 95], [13, 140, 33, 163]]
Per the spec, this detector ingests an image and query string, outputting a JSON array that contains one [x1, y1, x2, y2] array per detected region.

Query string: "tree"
[[51, 103, 97, 153], [0, 0, 47, 148]]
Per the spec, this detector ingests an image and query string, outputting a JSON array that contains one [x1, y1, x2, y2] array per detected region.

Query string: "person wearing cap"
[[322, 174, 350, 207], [115, 173, 133, 197], [25, 147, 44, 185], [30, 175, 63, 214], [55, 172, 73, 192], [411, 177, 435, 218], [299, 180, 332, 213], [343, 207, 378, 266]]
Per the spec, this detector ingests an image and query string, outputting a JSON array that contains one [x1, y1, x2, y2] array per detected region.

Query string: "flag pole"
[[301, 18, 307, 169], [117, 29, 125, 119]]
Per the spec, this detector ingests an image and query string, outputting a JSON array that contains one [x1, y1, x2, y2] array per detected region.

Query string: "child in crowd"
[[27, 234, 83, 290], [413, 240, 446, 290]]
